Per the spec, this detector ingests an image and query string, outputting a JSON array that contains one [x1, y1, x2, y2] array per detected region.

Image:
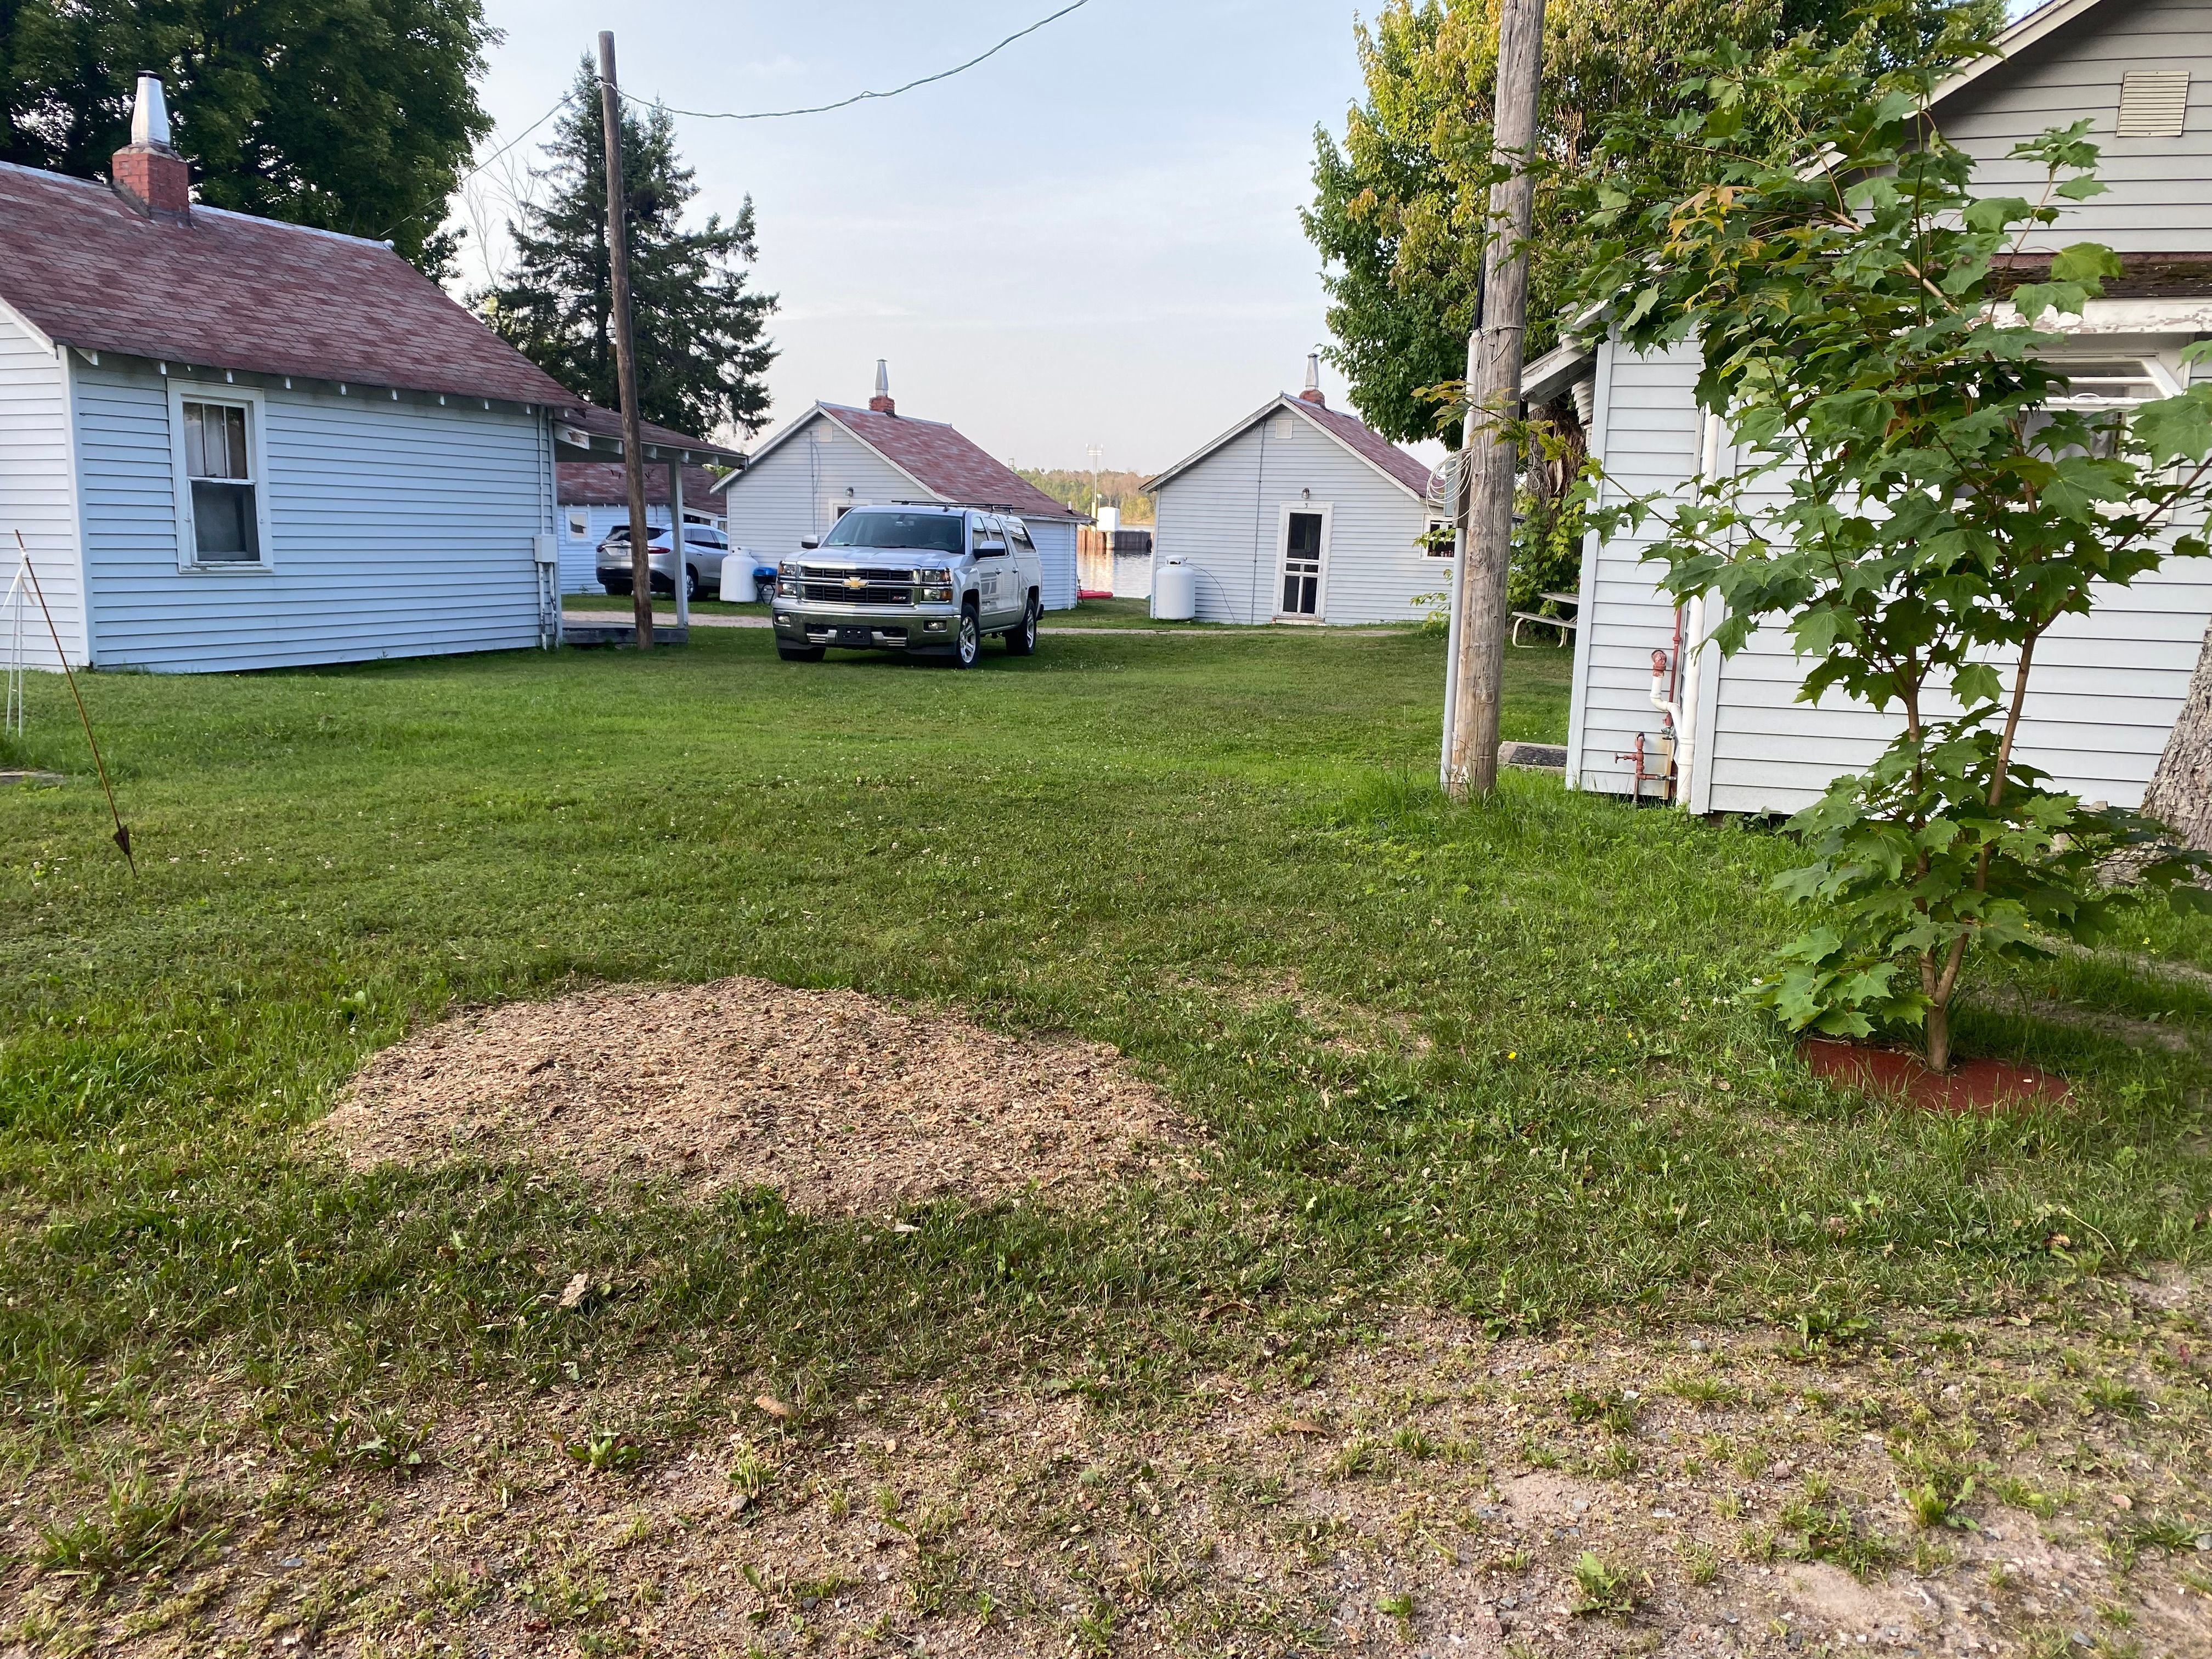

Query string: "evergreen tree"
[[0, 0, 494, 275], [482, 63, 776, 439]]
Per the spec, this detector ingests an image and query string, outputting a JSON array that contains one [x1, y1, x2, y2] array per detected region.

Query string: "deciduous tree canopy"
[[0, 0, 495, 275], [481, 63, 777, 441], [1302, 0, 1980, 445]]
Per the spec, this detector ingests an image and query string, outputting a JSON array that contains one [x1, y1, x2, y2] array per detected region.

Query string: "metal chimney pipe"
[[131, 74, 173, 150]]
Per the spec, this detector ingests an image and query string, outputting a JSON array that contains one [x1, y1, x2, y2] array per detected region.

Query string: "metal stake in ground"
[[599, 30, 654, 651], [1444, 0, 1546, 800], [13, 531, 133, 873]]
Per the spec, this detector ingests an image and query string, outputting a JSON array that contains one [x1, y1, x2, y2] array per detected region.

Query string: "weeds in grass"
[[1668, 1374, 1741, 1410], [1893, 1437, 1982, 1530], [339, 1409, 432, 1477], [1774, 1483, 1898, 1579], [1569, 1553, 1638, 1617], [565, 1431, 643, 1475], [1680, 1541, 1721, 1585], [1563, 1387, 1640, 1436], [2122, 1515, 2202, 1555], [726, 1440, 774, 1500], [1988, 1473, 2057, 1518], [36, 1475, 217, 1594], [2082, 1378, 2148, 1417], [1375, 1590, 1415, 1627]]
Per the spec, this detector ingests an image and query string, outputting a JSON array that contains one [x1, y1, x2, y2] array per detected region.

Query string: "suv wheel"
[[952, 606, 982, 669], [1005, 594, 1039, 656], [685, 565, 702, 603]]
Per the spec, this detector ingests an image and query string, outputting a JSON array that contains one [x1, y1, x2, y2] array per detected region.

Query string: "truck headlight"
[[778, 561, 802, 578], [775, 578, 800, 598], [914, 567, 953, 602]]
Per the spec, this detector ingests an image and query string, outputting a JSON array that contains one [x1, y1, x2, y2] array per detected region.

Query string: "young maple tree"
[[1573, 9, 2212, 1071]]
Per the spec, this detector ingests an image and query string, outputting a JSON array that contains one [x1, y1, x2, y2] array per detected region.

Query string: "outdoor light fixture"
[[1302, 487, 1312, 502]]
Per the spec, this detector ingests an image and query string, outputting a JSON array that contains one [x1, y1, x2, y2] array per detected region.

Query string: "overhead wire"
[[620, 0, 1091, 121], [387, 1, 1091, 246]]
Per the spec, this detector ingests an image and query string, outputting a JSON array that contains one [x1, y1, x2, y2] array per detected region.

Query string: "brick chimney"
[[868, 358, 895, 416], [111, 73, 191, 222], [1298, 351, 1327, 407]]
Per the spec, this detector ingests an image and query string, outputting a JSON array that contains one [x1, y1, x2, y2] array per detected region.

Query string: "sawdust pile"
[[319, 977, 1187, 1215]]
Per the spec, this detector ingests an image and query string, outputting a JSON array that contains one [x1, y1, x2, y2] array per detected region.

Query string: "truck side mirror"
[[800, 535, 820, 550]]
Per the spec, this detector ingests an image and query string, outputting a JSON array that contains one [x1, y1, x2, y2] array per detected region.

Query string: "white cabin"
[[1560, 0, 2212, 812], [710, 366, 1088, 610], [1144, 359, 1446, 624]]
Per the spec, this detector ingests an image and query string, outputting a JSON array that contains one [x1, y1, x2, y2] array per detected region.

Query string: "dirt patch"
[[11, 1288, 2211, 1657], [317, 977, 1188, 1215]]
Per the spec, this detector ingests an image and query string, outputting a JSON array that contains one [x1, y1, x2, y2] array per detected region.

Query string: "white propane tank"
[[1152, 557, 1196, 621]]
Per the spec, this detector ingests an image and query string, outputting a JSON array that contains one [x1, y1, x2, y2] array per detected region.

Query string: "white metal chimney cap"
[[1304, 350, 1321, 393], [874, 358, 889, 397], [131, 74, 173, 149]]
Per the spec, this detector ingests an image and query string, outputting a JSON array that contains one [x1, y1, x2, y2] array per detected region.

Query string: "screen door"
[[1279, 510, 1324, 617]]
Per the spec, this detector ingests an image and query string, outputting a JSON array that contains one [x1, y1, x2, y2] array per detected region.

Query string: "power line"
[[382, 88, 575, 244], [628, 0, 1090, 121], [390, 0, 1090, 248]]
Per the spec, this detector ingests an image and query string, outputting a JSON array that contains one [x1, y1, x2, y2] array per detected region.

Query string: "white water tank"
[[1152, 557, 1195, 620]]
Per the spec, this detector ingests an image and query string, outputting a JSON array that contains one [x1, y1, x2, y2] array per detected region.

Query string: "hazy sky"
[[465, 0, 1384, 475]]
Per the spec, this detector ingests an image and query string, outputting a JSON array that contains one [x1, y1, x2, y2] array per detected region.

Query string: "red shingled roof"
[[819, 403, 1084, 521], [559, 462, 724, 509], [0, 161, 578, 409]]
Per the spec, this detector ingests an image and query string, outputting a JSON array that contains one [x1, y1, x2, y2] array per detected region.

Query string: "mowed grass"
[[0, 623, 2206, 1457]]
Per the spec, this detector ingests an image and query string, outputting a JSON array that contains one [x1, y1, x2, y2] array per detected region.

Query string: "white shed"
[[1143, 360, 1445, 624], [1562, 0, 2212, 813], [709, 366, 1088, 610]]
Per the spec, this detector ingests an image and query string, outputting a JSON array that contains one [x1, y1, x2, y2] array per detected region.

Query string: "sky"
[[464, 0, 1390, 476]]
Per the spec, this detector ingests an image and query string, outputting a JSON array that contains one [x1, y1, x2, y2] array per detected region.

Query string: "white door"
[[1277, 506, 1329, 620]]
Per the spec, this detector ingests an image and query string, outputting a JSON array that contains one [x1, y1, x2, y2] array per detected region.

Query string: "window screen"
[[183, 400, 259, 561]]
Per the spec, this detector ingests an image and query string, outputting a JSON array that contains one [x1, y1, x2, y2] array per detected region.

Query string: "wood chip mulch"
[[317, 977, 1188, 1215]]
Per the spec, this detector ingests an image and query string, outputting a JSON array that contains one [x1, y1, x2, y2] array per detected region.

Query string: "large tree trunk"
[[2145, 615, 2212, 850]]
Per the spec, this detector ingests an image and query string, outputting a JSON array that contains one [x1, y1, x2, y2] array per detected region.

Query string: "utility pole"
[[599, 30, 653, 651], [1443, 0, 1545, 798]]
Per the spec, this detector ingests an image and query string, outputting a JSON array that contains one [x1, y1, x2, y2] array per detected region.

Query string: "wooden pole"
[[668, 455, 689, 627], [599, 30, 653, 651], [1444, 0, 1546, 799]]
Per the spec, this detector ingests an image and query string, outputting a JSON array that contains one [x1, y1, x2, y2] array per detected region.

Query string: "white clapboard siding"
[[1566, 338, 1706, 793], [1935, 0, 2212, 256], [1025, 519, 1079, 612], [716, 414, 918, 563], [0, 307, 87, 668], [75, 359, 547, 673], [1150, 404, 1436, 625]]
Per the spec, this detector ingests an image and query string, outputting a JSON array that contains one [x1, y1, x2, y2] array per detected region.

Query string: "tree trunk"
[[2144, 613, 2212, 850], [1924, 996, 1951, 1075]]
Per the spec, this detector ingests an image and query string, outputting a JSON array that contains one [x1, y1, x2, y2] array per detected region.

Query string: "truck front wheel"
[[951, 605, 982, 669]]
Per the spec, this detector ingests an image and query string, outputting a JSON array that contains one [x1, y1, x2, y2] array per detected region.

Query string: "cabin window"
[[1422, 516, 1455, 556], [2116, 70, 2189, 138], [170, 388, 272, 569], [2027, 353, 2183, 458]]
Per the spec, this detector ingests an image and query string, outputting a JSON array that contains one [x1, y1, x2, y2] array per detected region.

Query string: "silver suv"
[[770, 506, 1044, 667]]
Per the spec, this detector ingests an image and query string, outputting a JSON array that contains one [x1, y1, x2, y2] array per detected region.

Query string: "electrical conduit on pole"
[[1444, 0, 1545, 799]]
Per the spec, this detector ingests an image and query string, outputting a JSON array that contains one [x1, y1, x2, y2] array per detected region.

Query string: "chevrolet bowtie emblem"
[[844, 575, 867, 590]]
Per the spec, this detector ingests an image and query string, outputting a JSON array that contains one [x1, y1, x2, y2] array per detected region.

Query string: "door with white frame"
[[1275, 503, 1330, 621]]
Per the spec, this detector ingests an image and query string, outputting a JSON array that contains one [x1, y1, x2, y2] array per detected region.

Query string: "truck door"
[[973, 515, 1014, 623]]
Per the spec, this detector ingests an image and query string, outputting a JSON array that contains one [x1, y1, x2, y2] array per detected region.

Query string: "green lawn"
[[0, 623, 2206, 1500]]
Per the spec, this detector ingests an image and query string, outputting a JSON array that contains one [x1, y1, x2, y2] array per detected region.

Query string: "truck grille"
[[802, 566, 915, 606]]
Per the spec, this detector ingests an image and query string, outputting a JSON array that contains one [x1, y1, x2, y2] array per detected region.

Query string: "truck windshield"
[[823, 511, 965, 554]]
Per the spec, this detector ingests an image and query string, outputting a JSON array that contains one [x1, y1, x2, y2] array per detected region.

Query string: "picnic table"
[[1510, 591, 1580, 646]]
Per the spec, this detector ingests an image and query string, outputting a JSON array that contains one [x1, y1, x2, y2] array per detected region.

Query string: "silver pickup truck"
[[770, 505, 1043, 668]]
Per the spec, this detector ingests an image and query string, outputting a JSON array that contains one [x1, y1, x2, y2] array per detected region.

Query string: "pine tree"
[[482, 63, 776, 438]]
